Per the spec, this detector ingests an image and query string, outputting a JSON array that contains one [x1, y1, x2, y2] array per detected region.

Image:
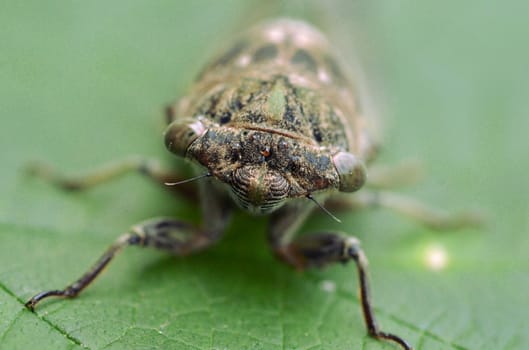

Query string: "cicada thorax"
[[175, 19, 376, 161]]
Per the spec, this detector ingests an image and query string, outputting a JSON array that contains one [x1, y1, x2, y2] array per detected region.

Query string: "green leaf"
[[1, 1, 527, 349]]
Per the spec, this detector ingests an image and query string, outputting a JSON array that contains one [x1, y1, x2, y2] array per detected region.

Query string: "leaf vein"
[[0, 281, 86, 348]]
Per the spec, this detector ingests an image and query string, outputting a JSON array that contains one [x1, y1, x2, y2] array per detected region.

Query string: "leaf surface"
[[1, 1, 528, 349]]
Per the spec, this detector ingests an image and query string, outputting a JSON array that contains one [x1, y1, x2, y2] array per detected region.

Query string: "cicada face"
[[165, 19, 370, 215]]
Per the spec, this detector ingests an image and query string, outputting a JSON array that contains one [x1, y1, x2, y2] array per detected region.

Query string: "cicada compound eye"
[[164, 118, 206, 157], [332, 151, 367, 192]]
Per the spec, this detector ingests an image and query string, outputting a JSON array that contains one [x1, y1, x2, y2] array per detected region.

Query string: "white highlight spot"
[[237, 54, 251, 67], [318, 69, 331, 83], [320, 280, 336, 293], [294, 32, 312, 46], [266, 27, 285, 43], [424, 244, 449, 271]]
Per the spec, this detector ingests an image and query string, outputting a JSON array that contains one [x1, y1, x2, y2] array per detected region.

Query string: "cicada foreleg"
[[26, 180, 232, 310]]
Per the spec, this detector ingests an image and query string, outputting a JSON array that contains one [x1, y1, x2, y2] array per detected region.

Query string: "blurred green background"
[[1, 1, 527, 349]]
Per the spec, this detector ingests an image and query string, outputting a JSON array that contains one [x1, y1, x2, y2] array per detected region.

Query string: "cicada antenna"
[[306, 194, 341, 223], [165, 172, 211, 186]]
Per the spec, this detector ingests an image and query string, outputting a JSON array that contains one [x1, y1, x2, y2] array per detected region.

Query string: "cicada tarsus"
[[26, 19, 481, 350]]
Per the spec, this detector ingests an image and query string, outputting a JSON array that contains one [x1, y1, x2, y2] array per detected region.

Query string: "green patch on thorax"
[[267, 81, 287, 121]]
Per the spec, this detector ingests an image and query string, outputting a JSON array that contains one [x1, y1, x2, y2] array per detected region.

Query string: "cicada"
[[25, 18, 481, 349]]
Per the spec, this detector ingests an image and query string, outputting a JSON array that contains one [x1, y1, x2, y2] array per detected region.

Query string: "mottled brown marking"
[[324, 55, 346, 85], [215, 40, 247, 66], [252, 44, 278, 63], [291, 49, 318, 73]]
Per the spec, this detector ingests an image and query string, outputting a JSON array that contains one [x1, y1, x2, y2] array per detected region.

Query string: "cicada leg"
[[328, 190, 483, 231], [25, 156, 197, 201], [268, 203, 413, 350], [26, 180, 232, 310]]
